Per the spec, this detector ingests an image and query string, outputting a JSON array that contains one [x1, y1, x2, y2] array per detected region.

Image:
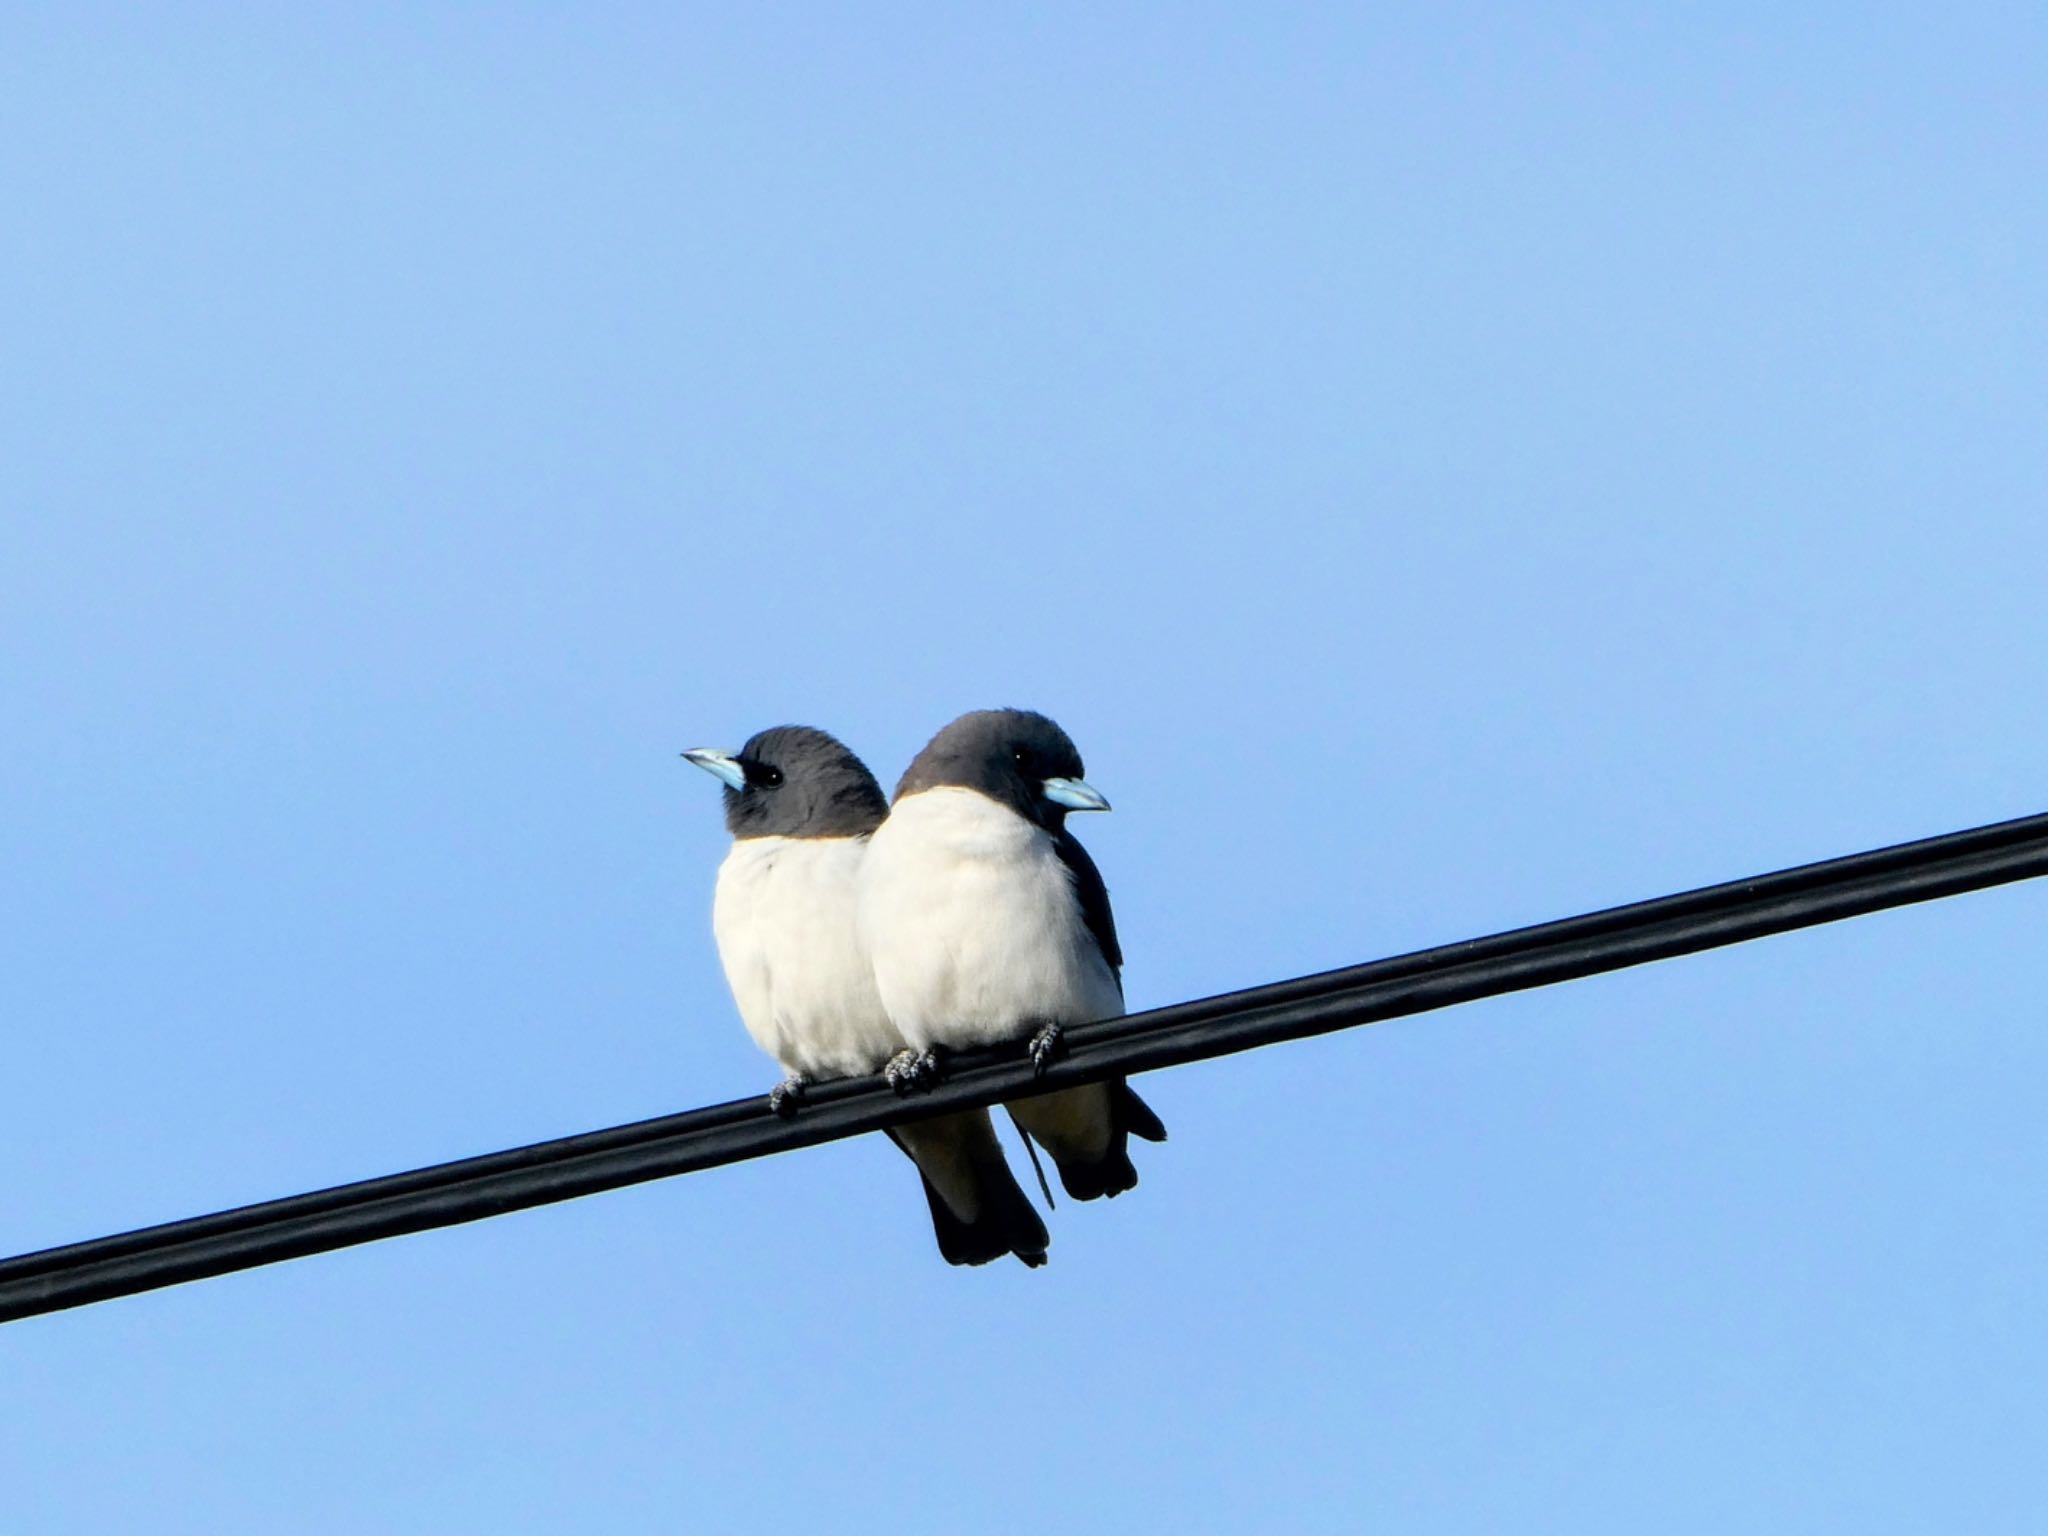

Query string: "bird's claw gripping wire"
[[767, 1076, 809, 1119], [883, 1047, 945, 1096], [1027, 1021, 1066, 1077]]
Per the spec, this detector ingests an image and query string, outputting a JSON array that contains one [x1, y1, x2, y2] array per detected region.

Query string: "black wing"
[[1053, 827, 1122, 992]]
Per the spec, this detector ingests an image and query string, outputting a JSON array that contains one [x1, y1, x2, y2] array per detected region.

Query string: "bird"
[[857, 709, 1166, 1200], [683, 725, 1049, 1268]]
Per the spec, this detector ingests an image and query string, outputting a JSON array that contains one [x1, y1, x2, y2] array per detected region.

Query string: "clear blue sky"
[[4, 6, 2044, 1531]]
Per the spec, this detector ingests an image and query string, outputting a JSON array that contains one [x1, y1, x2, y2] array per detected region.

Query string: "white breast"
[[856, 787, 1125, 1052], [710, 834, 908, 1080]]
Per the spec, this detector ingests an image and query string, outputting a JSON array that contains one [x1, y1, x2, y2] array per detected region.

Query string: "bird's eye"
[[757, 766, 784, 789], [1011, 748, 1031, 771]]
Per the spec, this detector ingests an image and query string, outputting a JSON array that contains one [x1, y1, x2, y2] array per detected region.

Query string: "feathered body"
[[857, 787, 1124, 1049], [712, 834, 906, 1082], [860, 710, 1166, 1201], [688, 724, 1048, 1267]]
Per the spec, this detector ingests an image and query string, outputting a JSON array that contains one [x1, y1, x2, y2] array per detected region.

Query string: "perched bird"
[[858, 709, 1166, 1200], [683, 725, 1049, 1268]]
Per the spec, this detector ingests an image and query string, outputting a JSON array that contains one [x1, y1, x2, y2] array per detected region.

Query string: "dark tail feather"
[[1037, 1078, 1168, 1202], [886, 1125, 1050, 1269], [914, 1164, 1051, 1268], [1117, 1080, 1168, 1143], [1050, 1143, 1137, 1202]]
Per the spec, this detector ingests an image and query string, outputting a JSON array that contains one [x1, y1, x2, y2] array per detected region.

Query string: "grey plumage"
[[714, 725, 891, 840], [893, 710, 1089, 823], [685, 723, 1049, 1267]]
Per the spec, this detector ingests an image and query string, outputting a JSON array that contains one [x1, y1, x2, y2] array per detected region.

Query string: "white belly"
[[857, 787, 1125, 1052], [710, 835, 908, 1080]]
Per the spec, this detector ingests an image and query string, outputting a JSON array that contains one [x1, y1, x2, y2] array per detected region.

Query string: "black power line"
[[6, 808, 2047, 1325]]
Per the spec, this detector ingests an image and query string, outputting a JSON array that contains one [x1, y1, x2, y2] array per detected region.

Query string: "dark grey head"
[[894, 708, 1111, 831], [682, 725, 888, 840]]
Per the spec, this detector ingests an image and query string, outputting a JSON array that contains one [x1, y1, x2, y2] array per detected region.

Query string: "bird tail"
[[1013, 1077, 1168, 1202], [887, 1113, 1050, 1269]]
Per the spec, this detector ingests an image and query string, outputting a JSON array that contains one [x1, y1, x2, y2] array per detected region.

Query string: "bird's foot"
[[768, 1075, 810, 1119], [1027, 1021, 1066, 1077], [884, 1047, 945, 1096]]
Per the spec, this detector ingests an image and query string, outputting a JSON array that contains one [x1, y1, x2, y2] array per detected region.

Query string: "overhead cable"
[[5, 807, 2045, 1324]]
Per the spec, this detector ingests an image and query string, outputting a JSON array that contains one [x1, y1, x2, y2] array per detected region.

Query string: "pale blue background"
[[3, 6, 2044, 1531]]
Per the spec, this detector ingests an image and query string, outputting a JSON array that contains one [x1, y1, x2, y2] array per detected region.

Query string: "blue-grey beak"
[[682, 748, 748, 792], [1041, 776, 1111, 813]]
